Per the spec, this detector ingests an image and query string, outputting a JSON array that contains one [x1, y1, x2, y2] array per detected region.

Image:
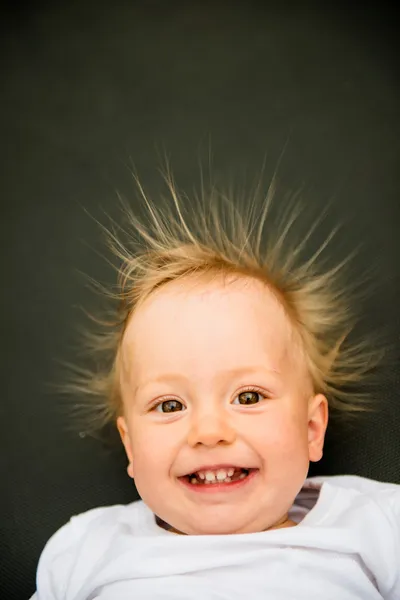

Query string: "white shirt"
[[31, 476, 400, 600]]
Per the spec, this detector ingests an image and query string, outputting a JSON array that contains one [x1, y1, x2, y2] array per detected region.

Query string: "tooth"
[[205, 471, 216, 482], [198, 472, 206, 480], [216, 469, 227, 481], [227, 468, 234, 477], [238, 472, 246, 479], [190, 477, 198, 484], [225, 477, 231, 482]]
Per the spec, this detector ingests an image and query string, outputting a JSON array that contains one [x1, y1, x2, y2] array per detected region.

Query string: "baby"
[[31, 173, 400, 599]]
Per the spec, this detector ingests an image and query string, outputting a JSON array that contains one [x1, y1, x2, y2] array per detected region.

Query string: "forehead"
[[121, 276, 304, 383]]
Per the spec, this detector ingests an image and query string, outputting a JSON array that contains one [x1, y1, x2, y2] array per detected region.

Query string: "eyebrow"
[[134, 365, 281, 395]]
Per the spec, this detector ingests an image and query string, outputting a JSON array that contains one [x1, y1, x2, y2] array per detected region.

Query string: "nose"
[[187, 410, 236, 448]]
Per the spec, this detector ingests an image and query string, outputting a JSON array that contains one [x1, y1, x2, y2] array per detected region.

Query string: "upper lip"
[[180, 464, 256, 477]]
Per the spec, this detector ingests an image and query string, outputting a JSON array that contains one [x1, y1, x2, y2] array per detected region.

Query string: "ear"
[[307, 394, 329, 462], [117, 416, 134, 478]]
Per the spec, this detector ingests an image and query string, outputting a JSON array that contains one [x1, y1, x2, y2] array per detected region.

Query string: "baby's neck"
[[155, 515, 186, 535]]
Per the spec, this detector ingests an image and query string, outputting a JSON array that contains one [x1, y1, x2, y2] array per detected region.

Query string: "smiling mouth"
[[182, 467, 255, 485]]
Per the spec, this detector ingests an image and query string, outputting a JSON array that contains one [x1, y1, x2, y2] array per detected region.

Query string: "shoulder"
[[310, 474, 400, 504], [308, 474, 400, 519], [303, 476, 400, 556], [35, 501, 145, 600], [41, 502, 131, 555], [305, 476, 400, 599]]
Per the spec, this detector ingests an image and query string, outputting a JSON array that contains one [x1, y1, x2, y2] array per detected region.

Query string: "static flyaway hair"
[[64, 168, 384, 435]]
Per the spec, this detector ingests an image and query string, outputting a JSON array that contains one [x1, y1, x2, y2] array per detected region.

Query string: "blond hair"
[[64, 169, 384, 435]]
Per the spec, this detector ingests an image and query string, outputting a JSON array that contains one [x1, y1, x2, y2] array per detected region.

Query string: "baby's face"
[[118, 276, 328, 535]]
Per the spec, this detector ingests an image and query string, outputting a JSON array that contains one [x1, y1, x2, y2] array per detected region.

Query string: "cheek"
[[129, 422, 178, 476], [250, 407, 309, 457]]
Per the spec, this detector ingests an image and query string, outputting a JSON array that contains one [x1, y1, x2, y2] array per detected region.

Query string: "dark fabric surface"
[[1, 2, 399, 599]]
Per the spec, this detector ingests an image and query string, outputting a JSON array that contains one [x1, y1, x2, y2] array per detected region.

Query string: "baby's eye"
[[155, 399, 186, 413], [232, 390, 264, 405]]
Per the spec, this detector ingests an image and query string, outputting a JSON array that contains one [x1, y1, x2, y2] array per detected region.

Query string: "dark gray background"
[[1, 1, 399, 598]]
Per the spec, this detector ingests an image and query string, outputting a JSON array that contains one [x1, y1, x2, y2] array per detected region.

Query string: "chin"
[[184, 518, 255, 536]]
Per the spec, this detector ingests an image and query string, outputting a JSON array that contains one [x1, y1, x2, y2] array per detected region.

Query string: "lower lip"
[[178, 469, 259, 493]]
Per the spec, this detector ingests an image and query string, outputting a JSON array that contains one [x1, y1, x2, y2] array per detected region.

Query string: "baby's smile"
[[179, 465, 259, 492]]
